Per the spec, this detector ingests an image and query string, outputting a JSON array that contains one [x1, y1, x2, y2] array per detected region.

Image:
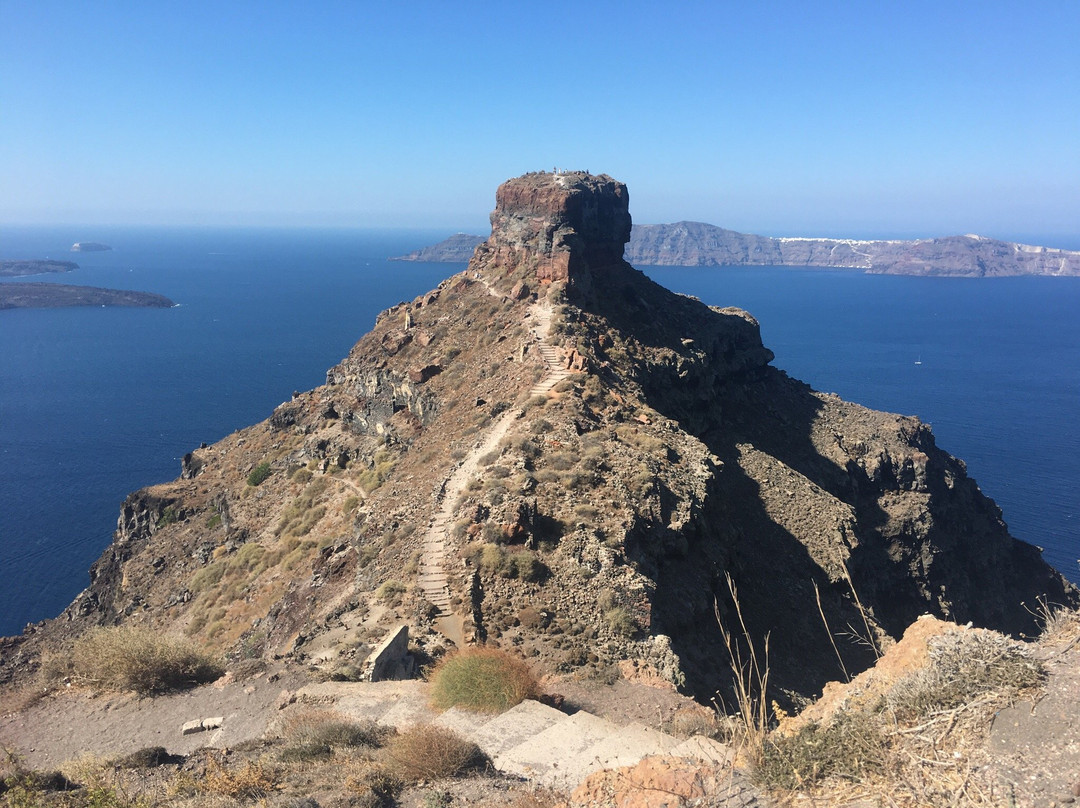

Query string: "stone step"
[[670, 735, 734, 765], [466, 700, 568, 759], [432, 706, 497, 739], [494, 710, 620, 790], [579, 721, 681, 771]]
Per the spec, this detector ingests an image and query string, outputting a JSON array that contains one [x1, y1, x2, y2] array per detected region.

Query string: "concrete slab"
[[432, 706, 494, 739], [468, 699, 567, 757], [580, 721, 680, 771], [671, 735, 734, 765], [296, 680, 430, 726], [494, 710, 619, 790], [376, 696, 439, 730]]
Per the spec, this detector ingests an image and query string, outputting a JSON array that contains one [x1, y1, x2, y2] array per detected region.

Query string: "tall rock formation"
[[6, 171, 1074, 707]]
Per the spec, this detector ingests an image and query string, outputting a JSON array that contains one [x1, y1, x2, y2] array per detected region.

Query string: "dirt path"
[[981, 626, 1080, 806], [418, 291, 570, 646], [0, 665, 307, 770]]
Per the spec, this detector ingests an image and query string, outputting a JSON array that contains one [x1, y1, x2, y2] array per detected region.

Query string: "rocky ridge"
[[2, 171, 1074, 714]]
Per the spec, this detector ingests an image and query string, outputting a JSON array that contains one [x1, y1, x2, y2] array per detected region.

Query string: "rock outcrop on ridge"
[[4, 171, 1074, 708]]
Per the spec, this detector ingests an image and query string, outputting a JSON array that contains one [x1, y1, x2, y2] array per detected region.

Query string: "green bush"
[[247, 461, 272, 487], [376, 580, 407, 603], [429, 647, 539, 713], [70, 625, 223, 695]]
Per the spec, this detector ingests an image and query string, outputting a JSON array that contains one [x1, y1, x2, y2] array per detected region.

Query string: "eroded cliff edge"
[[6, 171, 1074, 707]]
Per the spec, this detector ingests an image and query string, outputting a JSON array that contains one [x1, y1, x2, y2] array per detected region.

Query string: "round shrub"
[[384, 725, 482, 782], [429, 647, 540, 713]]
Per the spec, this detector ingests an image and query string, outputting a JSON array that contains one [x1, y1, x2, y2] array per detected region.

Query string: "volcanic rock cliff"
[[5, 171, 1075, 707]]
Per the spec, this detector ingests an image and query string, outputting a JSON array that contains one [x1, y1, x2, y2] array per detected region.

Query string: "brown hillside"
[[2, 170, 1074, 711]]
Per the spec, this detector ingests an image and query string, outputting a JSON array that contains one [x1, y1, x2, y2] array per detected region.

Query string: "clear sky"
[[2, 1, 1078, 240]]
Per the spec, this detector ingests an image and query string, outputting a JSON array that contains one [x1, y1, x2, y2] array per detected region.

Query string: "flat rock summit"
[[3, 171, 1075, 708]]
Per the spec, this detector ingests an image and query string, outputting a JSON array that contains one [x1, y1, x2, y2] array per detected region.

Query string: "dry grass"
[[429, 647, 540, 713], [200, 754, 277, 800], [383, 724, 483, 782], [343, 758, 401, 807], [755, 627, 1047, 806], [715, 574, 772, 768], [65, 625, 222, 695], [277, 709, 390, 762]]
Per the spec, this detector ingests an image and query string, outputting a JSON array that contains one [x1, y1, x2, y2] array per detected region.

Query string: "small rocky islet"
[[0, 283, 175, 310]]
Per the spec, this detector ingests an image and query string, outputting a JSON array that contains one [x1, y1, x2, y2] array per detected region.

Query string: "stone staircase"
[[288, 680, 763, 799], [416, 298, 572, 644]]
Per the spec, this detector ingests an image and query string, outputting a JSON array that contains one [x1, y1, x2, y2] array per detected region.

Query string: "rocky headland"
[[396, 221, 1080, 277], [0, 283, 175, 310], [2, 171, 1077, 807], [0, 259, 79, 278]]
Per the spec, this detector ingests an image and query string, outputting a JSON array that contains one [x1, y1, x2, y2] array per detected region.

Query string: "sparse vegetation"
[[201, 754, 277, 800], [246, 461, 272, 487], [429, 647, 539, 713], [66, 625, 222, 695], [278, 709, 390, 762], [602, 606, 636, 637], [384, 725, 483, 781], [376, 580, 407, 603], [751, 625, 1048, 804]]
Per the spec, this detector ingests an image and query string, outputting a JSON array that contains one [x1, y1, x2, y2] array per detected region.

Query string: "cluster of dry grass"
[[41, 626, 222, 696], [726, 608, 1070, 807]]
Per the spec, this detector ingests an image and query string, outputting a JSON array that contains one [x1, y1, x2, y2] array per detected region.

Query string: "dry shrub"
[[384, 724, 482, 782], [758, 711, 887, 791], [1037, 600, 1080, 645], [343, 759, 401, 808], [756, 627, 1046, 806], [886, 628, 1044, 720], [278, 709, 390, 762], [201, 755, 277, 800], [70, 625, 222, 695], [429, 646, 539, 713]]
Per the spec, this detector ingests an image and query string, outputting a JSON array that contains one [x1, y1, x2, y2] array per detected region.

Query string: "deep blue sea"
[[2, 226, 1079, 637]]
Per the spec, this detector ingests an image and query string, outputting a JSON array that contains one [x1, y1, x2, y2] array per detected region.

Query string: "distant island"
[[71, 242, 112, 252], [394, 222, 1080, 277], [0, 259, 79, 278], [0, 283, 174, 310]]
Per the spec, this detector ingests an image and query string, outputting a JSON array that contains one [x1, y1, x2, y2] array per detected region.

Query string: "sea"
[[2, 226, 1079, 637]]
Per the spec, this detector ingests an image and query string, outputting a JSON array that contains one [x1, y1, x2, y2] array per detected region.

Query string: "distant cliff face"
[[394, 221, 1080, 277], [7, 171, 1075, 706], [626, 222, 1080, 276]]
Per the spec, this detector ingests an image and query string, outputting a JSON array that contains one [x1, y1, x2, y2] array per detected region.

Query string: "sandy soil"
[[982, 629, 1080, 807]]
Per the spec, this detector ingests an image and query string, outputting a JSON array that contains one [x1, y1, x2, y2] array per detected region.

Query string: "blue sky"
[[2, 1, 1078, 240]]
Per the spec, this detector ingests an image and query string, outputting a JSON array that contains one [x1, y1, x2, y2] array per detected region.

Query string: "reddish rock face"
[[484, 171, 631, 285]]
